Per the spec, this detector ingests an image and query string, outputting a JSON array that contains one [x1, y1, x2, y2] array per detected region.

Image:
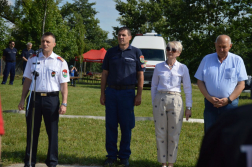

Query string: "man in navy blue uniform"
[[21, 42, 34, 84], [100, 27, 144, 167], [1, 41, 17, 85]]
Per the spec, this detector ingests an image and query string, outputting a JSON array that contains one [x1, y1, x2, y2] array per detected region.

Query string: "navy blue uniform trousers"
[[2, 62, 15, 84], [105, 87, 135, 160], [25, 93, 59, 166]]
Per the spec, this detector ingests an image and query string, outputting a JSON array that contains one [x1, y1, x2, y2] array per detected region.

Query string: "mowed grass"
[[0, 77, 251, 166]]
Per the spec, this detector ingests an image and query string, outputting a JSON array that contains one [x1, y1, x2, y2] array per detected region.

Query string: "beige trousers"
[[153, 91, 184, 163]]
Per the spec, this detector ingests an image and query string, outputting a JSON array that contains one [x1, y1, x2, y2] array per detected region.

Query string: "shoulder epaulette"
[[29, 54, 37, 59], [57, 57, 64, 62]]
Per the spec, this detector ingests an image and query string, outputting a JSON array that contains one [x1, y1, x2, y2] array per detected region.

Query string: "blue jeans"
[[2, 61, 16, 84], [105, 87, 135, 160], [204, 98, 238, 133]]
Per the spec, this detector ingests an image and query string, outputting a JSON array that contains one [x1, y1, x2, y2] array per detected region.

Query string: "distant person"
[[100, 27, 145, 167], [18, 32, 69, 167], [1, 41, 17, 85], [21, 42, 34, 84], [70, 65, 77, 86], [151, 41, 192, 167], [194, 35, 248, 133]]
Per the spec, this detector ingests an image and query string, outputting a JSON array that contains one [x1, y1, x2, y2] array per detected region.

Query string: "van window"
[[140, 49, 165, 61]]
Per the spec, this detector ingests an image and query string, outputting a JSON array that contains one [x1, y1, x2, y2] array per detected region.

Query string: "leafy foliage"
[[114, 0, 252, 77]]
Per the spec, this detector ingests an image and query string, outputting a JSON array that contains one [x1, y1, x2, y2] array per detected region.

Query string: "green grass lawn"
[[0, 77, 251, 166]]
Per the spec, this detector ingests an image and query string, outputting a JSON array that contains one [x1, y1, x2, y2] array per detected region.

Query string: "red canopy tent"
[[82, 48, 106, 63]]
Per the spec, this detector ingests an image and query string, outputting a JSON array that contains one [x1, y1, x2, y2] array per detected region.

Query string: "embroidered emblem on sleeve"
[[51, 71, 56, 77], [57, 57, 64, 62], [140, 55, 145, 63], [62, 69, 68, 78]]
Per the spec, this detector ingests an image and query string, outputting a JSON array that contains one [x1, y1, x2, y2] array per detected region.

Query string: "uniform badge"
[[62, 69, 68, 78], [140, 55, 145, 63], [51, 71, 56, 77]]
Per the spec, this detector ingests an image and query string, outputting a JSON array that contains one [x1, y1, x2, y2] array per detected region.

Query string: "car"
[[131, 33, 166, 86]]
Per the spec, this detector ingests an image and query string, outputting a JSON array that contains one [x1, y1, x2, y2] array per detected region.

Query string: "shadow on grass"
[[2, 151, 195, 167]]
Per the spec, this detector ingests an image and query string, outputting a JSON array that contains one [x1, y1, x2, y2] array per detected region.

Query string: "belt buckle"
[[41, 93, 47, 96]]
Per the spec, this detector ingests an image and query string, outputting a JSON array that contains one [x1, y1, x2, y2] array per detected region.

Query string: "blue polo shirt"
[[194, 52, 248, 98], [21, 48, 34, 60], [3, 47, 17, 62], [102, 45, 144, 86]]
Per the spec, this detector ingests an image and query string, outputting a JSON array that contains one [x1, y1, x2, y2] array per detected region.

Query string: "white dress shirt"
[[24, 52, 70, 92], [151, 61, 192, 107]]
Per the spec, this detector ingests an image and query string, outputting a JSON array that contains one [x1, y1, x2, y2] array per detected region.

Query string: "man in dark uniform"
[[21, 42, 34, 84], [1, 41, 17, 85], [18, 32, 69, 167], [100, 27, 144, 167]]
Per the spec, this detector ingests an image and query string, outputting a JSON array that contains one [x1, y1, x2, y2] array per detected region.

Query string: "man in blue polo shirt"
[[1, 41, 17, 85], [21, 42, 34, 84], [100, 27, 144, 167], [194, 35, 247, 133]]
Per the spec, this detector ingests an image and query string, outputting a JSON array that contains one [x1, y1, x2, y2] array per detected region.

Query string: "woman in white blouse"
[[151, 41, 192, 167]]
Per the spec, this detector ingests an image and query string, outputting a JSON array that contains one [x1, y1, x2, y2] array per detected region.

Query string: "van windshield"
[[140, 49, 165, 61]]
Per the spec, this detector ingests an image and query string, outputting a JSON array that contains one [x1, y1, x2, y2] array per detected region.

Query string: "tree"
[[9, 0, 78, 61], [0, 18, 11, 57], [114, 0, 252, 77]]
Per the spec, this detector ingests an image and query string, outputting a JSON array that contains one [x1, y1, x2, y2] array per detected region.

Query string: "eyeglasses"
[[166, 47, 177, 53]]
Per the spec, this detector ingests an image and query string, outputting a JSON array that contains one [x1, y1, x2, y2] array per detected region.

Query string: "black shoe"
[[9, 83, 13, 85], [48, 165, 56, 167], [119, 158, 129, 167], [104, 158, 116, 166], [1, 82, 5, 85]]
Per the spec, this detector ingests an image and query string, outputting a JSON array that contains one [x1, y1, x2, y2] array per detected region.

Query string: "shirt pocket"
[[225, 68, 236, 82], [125, 57, 135, 64], [31, 64, 41, 76], [48, 66, 60, 80]]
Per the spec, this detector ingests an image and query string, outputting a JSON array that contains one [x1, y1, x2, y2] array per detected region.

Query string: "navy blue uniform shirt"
[[102, 45, 145, 86], [21, 48, 34, 60], [3, 47, 17, 62]]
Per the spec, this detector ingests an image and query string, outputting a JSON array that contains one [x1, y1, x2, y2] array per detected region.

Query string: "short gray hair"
[[27, 42, 32, 46]]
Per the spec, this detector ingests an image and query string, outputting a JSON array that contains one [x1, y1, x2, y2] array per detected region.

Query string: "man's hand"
[[134, 94, 142, 106], [185, 109, 192, 121], [58, 105, 66, 114], [18, 100, 25, 111], [214, 98, 229, 108], [100, 94, 105, 105]]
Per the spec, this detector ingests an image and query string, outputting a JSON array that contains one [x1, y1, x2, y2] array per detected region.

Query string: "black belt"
[[33, 91, 59, 97], [108, 85, 135, 90]]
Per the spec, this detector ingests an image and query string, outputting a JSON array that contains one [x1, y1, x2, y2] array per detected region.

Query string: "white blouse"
[[151, 61, 192, 107]]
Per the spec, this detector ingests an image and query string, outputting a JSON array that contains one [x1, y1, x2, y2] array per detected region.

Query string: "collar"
[[216, 52, 229, 63], [164, 60, 178, 67], [39, 51, 56, 59], [117, 44, 132, 51]]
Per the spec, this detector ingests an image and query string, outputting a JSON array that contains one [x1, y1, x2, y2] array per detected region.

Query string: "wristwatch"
[[227, 97, 232, 104], [186, 107, 192, 110], [61, 103, 67, 107]]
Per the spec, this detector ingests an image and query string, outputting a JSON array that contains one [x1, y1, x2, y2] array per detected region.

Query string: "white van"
[[131, 33, 166, 85]]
